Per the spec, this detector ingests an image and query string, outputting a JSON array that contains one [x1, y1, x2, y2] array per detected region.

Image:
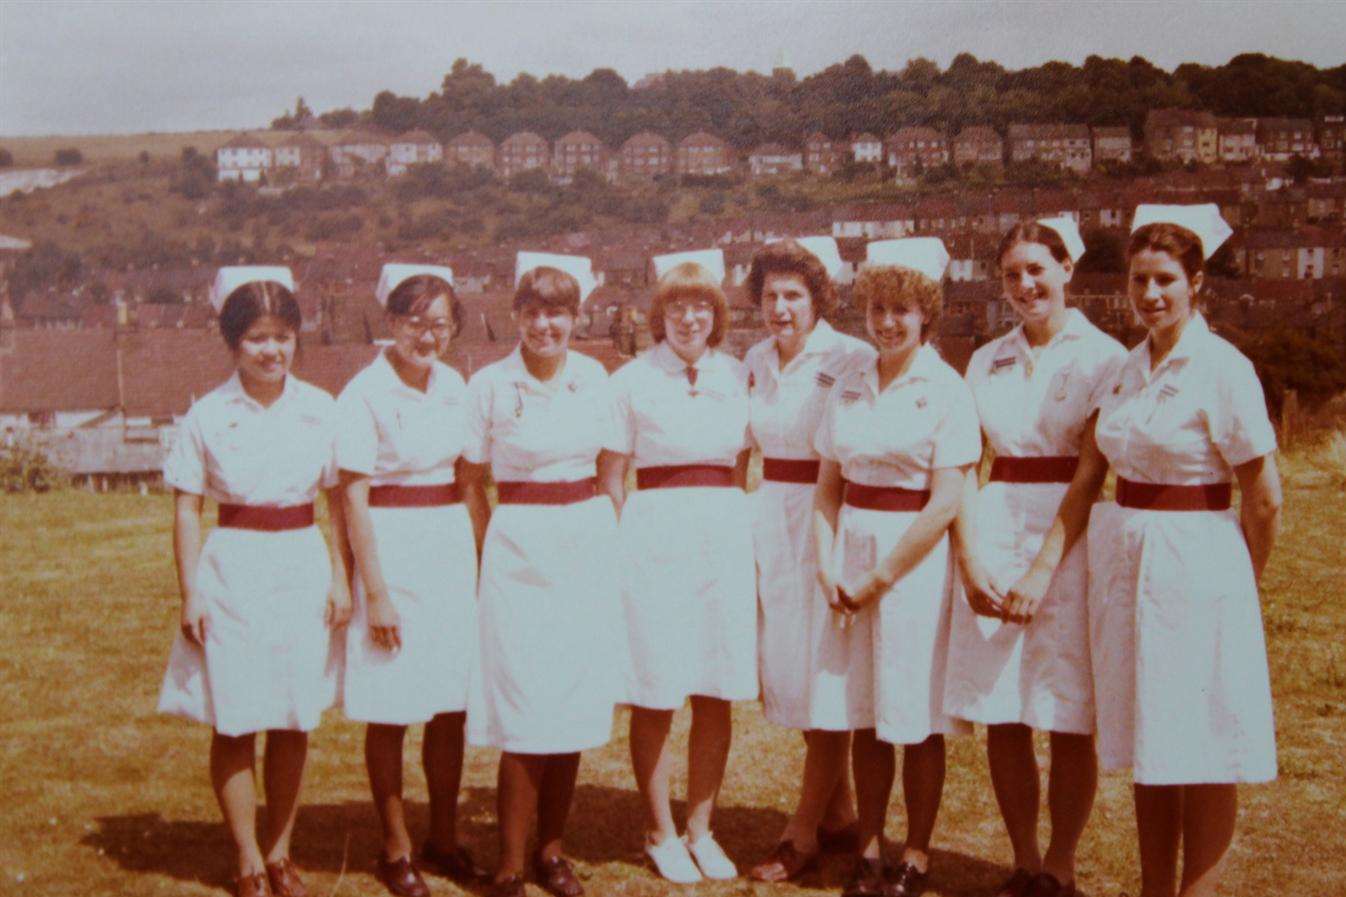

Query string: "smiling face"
[[233, 314, 296, 386], [760, 272, 817, 345], [662, 293, 716, 362], [1001, 240, 1072, 328], [865, 294, 926, 359], [517, 299, 575, 359], [390, 294, 452, 370], [1128, 247, 1202, 336]]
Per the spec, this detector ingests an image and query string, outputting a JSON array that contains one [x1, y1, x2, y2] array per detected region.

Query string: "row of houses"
[[217, 112, 1346, 186]]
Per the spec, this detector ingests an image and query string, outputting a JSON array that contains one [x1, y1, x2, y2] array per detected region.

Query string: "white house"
[[216, 133, 272, 182], [386, 130, 443, 176]]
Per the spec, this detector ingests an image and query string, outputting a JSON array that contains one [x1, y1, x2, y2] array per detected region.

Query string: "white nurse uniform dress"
[[464, 347, 623, 754], [336, 352, 477, 725], [157, 373, 340, 737], [813, 343, 980, 744], [1089, 313, 1278, 784], [611, 341, 756, 710], [747, 320, 874, 729], [944, 309, 1125, 734]]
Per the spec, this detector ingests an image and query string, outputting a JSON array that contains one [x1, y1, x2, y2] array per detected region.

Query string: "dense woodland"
[[271, 53, 1346, 145]]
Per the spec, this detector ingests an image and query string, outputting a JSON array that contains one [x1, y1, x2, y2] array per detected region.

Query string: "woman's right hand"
[[180, 591, 209, 647], [366, 589, 402, 652], [960, 554, 1005, 619]]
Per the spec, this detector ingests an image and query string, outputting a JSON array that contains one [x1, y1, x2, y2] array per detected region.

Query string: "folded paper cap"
[[375, 263, 455, 309], [1036, 216, 1086, 263], [652, 248, 726, 283], [864, 237, 950, 283], [769, 235, 844, 281], [515, 251, 598, 302], [209, 266, 295, 314], [1130, 203, 1232, 259]]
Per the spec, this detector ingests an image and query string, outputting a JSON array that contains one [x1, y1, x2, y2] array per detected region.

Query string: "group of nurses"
[[159, 201, 1280, 897]]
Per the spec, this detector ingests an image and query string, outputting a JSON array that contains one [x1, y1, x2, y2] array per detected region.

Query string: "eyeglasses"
[[397, 316, 453, 337], [665, 299, 716, 318]]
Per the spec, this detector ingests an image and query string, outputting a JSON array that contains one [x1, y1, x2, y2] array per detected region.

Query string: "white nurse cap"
[[652, 248, 726, 283], [515, 251, 598, 302], [1035, 216, 1086, 263], [864, 237, 950, 283], [1130, 203, 1233, 259], [209, 266, 295, 314], [374, 263, 456, 308], [769, 235, 844, 281]]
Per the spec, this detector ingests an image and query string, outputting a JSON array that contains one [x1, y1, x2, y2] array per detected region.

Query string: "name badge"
[[815, 371, 836, 389], [1157, 383, 1180, 401], [840, 389, 863, 405], [991, 356, 1016, 374]]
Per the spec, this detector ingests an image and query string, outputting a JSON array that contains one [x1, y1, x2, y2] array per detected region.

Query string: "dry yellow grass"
[[0, 130, 349, 167], [1, 466, 1343, 897]]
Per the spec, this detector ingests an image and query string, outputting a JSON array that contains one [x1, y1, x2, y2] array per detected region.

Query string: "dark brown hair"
[[387, 274, 462, 333], [853, 266, 943, 343], [746, 240, 837, 319], [1126, 222, 1205, 282], [997, 221, 1073, 267], [219, 281, 302, 350], [513, 267, 581, 314], [648, 261, 729, 347]]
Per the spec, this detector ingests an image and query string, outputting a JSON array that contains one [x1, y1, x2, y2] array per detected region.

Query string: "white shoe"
[[684, 831, 738, 880], [645, 832, 702, 884]]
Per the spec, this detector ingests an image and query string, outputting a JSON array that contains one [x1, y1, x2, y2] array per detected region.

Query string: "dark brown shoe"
[[995, 868, 1035, 897], [488, 876, 527, 897], [817, 822, 861, 854], [842, 857, 887, 897], [376, 855, 430, 897], [235, 871, 273, 897], [1024, 872, 1076, 897], [533, 853, 584, 897], [749, 840, 819, 882], [885, 861, 928, 897], [420, 841, 488, 883], [264, 858, 307, 897]]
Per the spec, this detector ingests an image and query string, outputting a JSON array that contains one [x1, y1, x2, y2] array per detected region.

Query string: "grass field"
[[0, 130, 349, 168], [1, 449, 1343, 897]]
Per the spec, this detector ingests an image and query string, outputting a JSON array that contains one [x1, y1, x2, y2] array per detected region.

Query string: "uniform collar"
[[763, 319, 842, 378], [505, 343, 575, 393], [1004, 308, 1089, 360], [222, 370, 297, 411], [652, 339, 713, 375], [375, 348, 441, 396], [862, 342, 940, 396], [1141, 311, 1210, 374]]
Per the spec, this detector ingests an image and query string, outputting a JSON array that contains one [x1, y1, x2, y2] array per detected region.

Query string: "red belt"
[[762, 457, 821, 484], [842, 480, 930, 512], [368, 483, 461, 507], [217, 502, 315, 531], [1116, 478, 1232, 512], [636, 464, 735, 489], [989, 455, 1079, 484], [495, 478, 596, 505]]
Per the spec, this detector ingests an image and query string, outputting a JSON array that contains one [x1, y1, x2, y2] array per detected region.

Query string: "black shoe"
[[375, 855, 430, 897], [995, 868, 1035, 897], [885, 861, 928, 897], [418, 841, 488, 883], [842, 857, 887, 897], [1025, 872, 1076, 897]]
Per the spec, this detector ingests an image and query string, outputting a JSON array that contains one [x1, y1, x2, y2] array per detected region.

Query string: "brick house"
[[1257, 118, 1320, 161], [216, 132, 272, 182], [498, 131, 550, 179], [886, 127, 950, 177], [850, 132, 884, 164], [618, 131, 673, 180], [675, 131, 733, 176], [1091, 126, 1133, 165], [1319, 115, 1346, 161], [952, 126, 1003, 169], [445, 131, 496, 170], [747, 143, 803, 178], [329, 130, 389, 178], [1214, 118, 1258, 164], [1008, 123, 1092, 174], [1144, 109, 1218, 164], [386, 130, 443, 176], [272, 132, 325, 182], [553, 130, 612, 184], [804, 132, 844, 175]]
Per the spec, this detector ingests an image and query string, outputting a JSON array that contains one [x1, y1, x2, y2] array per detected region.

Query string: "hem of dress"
[[946, 707, 1094, 735], [157, 705, 321, 737], [341, 704, 469, 726], [468, 733, 612, 754], [627, 688, 759, 711]]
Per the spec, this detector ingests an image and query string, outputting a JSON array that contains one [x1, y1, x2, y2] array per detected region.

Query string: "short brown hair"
[[1127, 223, 1204, 283], [513, 266, 581, 314], [997, 221, 1073, 267], [218, 281, 302, 351], [853, 266, 943, 342], [387, 274, 462, 333], [746, 240, 837, 319], [648, 262, 729, 347]]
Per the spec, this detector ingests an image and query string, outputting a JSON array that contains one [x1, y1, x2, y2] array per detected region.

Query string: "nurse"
[[461, 252, 624, 897], [944, 217, 1124, 897], [1081, 205, 1280, 897], [157, 267, 349, 897], [744, 237, 873, 883], [336, 264, 484, 897], [608, 250, 754, 884], [812, 239, 980, 897]]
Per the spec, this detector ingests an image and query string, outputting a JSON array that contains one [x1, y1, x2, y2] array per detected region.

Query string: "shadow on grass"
[[82, 783, 1013, 895]]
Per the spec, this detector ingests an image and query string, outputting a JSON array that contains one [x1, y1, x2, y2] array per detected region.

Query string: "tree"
[[0, 148, 12, 167], [53, 147, 83, 166]]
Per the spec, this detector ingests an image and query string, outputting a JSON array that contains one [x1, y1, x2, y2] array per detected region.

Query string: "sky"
[[1, 0, 1344, 137]]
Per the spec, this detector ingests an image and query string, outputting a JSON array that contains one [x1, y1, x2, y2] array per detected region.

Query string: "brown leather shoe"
[[376, 855, 430, 897], [885, 861, 928, 897], [533, 853, 584, 897], [265, 858, 307, 897], [488, 874, 527, 897], [420, 841, 488, 883], [842, 857, 887, 897], [748, 840, 819, 882], [995, 868, 1035, 897], [235, 871, 273, 897], [816, 822, 861, 854]]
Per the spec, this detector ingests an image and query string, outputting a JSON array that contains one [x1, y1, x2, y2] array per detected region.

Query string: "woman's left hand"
[[326, 581, 353, 628], [838, 569, 893, 612], [1001, 568, 1051, 624]]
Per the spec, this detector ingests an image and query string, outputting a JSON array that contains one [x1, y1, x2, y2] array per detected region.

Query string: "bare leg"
[[423, 711, 466, 852], [210, 731, 264, 878], [537, 753, 582, 861], [629, 706, 678, 842], [898, 734, 945, 872], [780, 729, 850, 852], [851, 728, 896, 861], [685, 696, 732, 840], [987, 723, 1042, 874], [820, 737, 858, 831], [496, 752, 544, 881], [1041, 732, 1097, 885], [1177, 784, 1237, 897], [365, 723, 412, 860], [1134, 783, 1182, 897], [259, 730, 309, 864]]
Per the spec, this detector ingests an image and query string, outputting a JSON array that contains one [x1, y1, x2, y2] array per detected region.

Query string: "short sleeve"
[[608, 367, 637, 456], [930, 379, 983, 469], [1086, 343, 1129, 414], [596, 376, 627, 455], [334, 386, 378, 476], [319, 419, 340, 490], [1207, 354, 1277, 467], [162, 406, 206, 494], [812, 383, 841, 461], [463, 372, 493, 465]]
